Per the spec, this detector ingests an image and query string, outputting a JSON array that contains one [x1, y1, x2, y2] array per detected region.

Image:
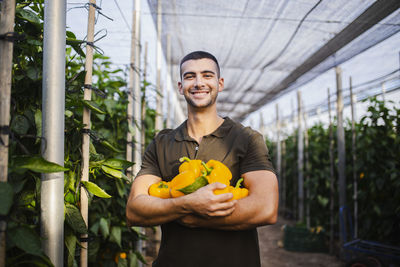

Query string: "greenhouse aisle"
[[258, 217, 343, 267]]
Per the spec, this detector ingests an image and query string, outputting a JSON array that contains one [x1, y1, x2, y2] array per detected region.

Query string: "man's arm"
[[126, 174, 237, 226], [178, 170, 279, 230]]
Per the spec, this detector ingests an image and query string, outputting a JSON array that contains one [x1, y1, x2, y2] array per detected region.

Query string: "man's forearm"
[[179, 196, 277, 230], [126, 194, 190, 226]]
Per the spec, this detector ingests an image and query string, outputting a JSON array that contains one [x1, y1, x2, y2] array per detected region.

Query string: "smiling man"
[[126, 51, 279, 267]]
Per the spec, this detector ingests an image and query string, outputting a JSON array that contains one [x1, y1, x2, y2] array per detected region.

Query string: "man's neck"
[[186, 109, 224, 143]]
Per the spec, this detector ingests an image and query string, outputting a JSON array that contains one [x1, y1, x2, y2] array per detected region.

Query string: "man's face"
[[178, 58, 224, 110]]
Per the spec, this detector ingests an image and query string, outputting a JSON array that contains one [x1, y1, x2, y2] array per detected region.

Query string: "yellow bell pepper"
[[230, 178, 249, 200], [170, 170, 197, 198], [148, 181, 171, 199], [179, 157, 204, 177], [214, 178, 248, 201], [202, 160, 232, 186]]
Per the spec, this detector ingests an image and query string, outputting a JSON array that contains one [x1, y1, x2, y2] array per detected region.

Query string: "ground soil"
[[258, 217, 344, 267]]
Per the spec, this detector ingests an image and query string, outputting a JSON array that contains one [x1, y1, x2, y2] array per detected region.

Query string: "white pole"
[[336, 67, 347, 245], [133, 0, 141, 176], [41, 0, 66, 266], [155, 0, 163, 131], [349, 77, 358, 238], [328, 87, 335, 254], [166, 34, 171, 128], [0, 0, 16, 266], [297, 91, 304, 222]]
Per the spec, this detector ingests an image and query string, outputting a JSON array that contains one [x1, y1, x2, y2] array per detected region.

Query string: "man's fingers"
[[208, 205, 236, 217], [207, 182, 228, 190]]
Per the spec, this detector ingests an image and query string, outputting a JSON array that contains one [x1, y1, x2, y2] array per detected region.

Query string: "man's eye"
[[185, 75, 194, 79]]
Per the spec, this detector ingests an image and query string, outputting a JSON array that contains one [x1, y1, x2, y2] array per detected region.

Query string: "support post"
[[133, 0, 142, 176], [297, 91, 304, 222], [41, 0, 66, 266], [328, 88, 335, 254], [141, 42, 148, 156], [275, 105, 281, 207], [303, 110, 310, 228], [336, 67, 346, 245], [166, 34, 171, 128], [349, 77, 358, 238], [80, 1, 96, 266], [155, 0, 163, 131], [0, 0, 16, 266]]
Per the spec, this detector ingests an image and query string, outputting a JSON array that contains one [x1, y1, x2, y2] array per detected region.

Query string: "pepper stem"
[[235, 178, 244, 188], [179, 156, 191, 163], [201, 161, 213, 175]]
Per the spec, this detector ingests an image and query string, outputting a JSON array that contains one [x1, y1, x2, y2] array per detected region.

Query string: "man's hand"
[[183, 182, 236, 218]]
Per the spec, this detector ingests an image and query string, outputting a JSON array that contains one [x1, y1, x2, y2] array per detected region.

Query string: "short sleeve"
[[240, 130, 275, 175], [136, 138, 162, 178]]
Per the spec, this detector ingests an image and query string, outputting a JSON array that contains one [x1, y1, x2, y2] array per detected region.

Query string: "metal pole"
[[133, 0, 142, 177], [291, 98, 297, 219], [336, 66, 346, 245], [349, 77, 358, 238], [41, 0, 66, 266], [303, 109, 310, 228], [155, 0, 163, 131], [297, 91, 304, 222], [141, 42, 148, 156], [80, 1, 96, 266], [328, 87, 335, 254], [275, 105, 281, 208], [281, 135, 286, 216], [166, 34, 171, 129], [126, 5, 135, 179], [0, 0, 16, 266]]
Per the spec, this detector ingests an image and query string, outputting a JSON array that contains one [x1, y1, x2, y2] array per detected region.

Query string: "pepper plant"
[[4, 1, 155, 266], [270, 97, 400, 246]]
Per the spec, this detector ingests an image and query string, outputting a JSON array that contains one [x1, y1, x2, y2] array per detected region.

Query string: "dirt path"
[[258, 217, 343, 267]]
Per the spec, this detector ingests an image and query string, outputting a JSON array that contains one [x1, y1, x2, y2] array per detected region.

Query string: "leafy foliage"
[[6, 1, 156, 266], [272, 97, 400, 246]]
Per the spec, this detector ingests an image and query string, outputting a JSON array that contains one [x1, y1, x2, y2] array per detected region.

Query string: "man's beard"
[[185, 91, 218, 109]]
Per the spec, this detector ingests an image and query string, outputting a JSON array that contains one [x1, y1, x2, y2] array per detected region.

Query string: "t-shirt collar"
[[174, 117, 234, 141]]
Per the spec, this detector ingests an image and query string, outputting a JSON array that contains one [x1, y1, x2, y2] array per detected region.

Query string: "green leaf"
[[81, 181, 111, 198], [317, 195, 329, 207], [11, 114, 30, 135], [103, 158, 134, 170], [99, 217, 109, 238], [129, 252, 139, 267], [7, 226, 43, 256], [65, 110, 73, 118], [34, 109, 42, 144], [100, 140, 123, 153], [65, 203, 87, 234], [177, 176, 208, 195], [82, 100, 106, 114], [16, 8, 41, 24], [101, 165, 128, 179], [12, 156, 69, 173], [27, 66, 39, 80], [65, 233, 77, 267], [0, 182, 14, 215], [110, 226, 122, 248]]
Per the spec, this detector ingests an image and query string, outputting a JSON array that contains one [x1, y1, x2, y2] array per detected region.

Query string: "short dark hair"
[[180, 51, 220, 78]]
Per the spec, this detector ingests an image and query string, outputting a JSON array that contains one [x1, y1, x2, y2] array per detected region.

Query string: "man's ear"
[[178, 82, 183, 95], [218, 77, 224, 92]]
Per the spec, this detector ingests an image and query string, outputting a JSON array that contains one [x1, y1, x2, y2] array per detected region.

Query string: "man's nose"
[[194, 76, 205, 88]]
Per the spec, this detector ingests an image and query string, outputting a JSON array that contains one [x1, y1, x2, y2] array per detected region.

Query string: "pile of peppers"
[[148, 157, 249, 201]]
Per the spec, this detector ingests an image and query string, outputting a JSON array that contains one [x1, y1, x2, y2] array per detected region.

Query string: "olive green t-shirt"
[[137, 117, 275, 267]]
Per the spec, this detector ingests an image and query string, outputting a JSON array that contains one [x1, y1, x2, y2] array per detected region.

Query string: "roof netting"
[[146, 0, 400, 122]]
